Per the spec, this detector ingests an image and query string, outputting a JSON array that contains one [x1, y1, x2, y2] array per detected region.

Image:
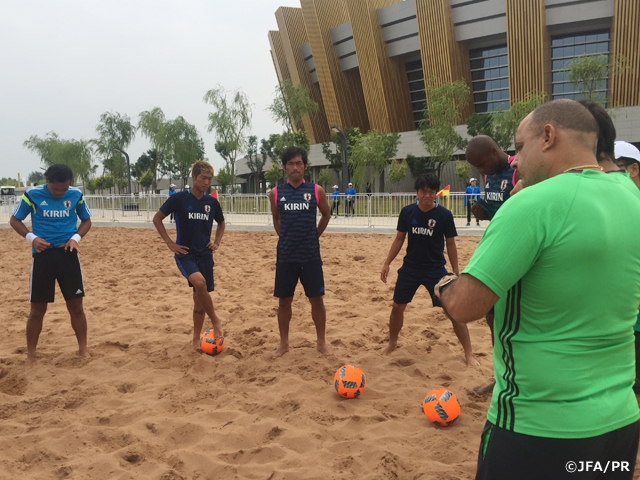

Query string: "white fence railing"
[[1, 193, 482, 227]]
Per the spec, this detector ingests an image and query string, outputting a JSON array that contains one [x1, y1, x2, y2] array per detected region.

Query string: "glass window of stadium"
[[406, 58, 427, 128], [551, 31, 610, 104], [469, 46, 509, 114]]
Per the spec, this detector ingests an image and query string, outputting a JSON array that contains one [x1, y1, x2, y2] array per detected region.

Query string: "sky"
[[0, 0, 303, 183]]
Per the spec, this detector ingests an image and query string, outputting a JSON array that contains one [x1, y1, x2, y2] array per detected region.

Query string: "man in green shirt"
[[436, 99, 640, 480]]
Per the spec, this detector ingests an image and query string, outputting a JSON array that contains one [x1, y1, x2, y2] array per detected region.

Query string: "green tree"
[[139, 169, 154, 193], [0, 177, 20, 187], [321, 127, 361, 178], [418, 80, 469, 168], [246, 135, 267, 193], [133, 150, 156, 181], [203, 86, 252, 194], [466, 112, 495, 138], [164, 116, 203, 186], [27, 170, 45, 186], [388, 160, 408, 192], [405, 154, 432, 179], [268, 79, 319, 132], [95, 111, 136, 193], [138, 107, 168, 192], [349, 131, 401, 190], [492, 91, 547, 150], [455, 161, 471, 182], [565, 54, 609, 104], [264, 163, 283, 189], [215, 164, 233, 194], [317, 169, 333, 189], [23, 132, 94, 189]]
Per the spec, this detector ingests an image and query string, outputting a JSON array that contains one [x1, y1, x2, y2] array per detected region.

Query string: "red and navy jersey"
[[479, 161, 517, 219], [397, 203, 457, 269], [160, 191, 224, 255], [274, 180, 320, 263]]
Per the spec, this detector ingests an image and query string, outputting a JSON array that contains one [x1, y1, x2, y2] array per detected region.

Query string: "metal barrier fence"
[[0, 193, 483, 227]]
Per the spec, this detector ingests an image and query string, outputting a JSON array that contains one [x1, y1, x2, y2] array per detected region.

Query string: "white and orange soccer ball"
[[333, 365, 366, 398], [422, 388, 460, 426], [199, 329, 225, 356]]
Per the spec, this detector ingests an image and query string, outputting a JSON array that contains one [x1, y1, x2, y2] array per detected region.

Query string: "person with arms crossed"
[[10, 164, 92, 365], [153, 160, 226, 349], [345, 182, 356, 217], [270, 146, 332, 357], [330, 184, 341, 218], [435, 99, 640, 480], [464, 177, 481, 227], [380, 173, 478, 366]]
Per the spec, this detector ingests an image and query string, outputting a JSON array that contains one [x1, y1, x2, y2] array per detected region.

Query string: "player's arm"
[[152, 210, 188, 254], [435, 273, 498, 323], [316, 186, 331, 237], [270, 190, 280, 236], [209, 221, 225, 252], [380, 231, 406, 283], [445, 236, 459, 275], [63, 217, 92, 253], [10, 214, 50, 252]]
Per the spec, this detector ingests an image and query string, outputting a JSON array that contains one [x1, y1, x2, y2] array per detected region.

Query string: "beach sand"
[[0, 227, 633, 479]]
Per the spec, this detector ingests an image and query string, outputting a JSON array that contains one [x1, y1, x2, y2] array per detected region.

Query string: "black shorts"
[[392, 265, 447, 306], [30, 248, 85, 303], [175, 253, 214, 292], [476, 420, 639, 480], [274, 261, 324, 298]]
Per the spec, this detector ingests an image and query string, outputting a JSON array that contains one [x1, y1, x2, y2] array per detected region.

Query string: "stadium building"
[[238, 0, 640, 192]]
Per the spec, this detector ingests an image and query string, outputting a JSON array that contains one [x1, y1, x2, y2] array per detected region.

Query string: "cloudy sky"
[[0, 0, 302, 182]]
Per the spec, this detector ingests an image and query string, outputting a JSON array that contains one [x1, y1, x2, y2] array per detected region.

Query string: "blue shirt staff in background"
[[464, 178, 481, 226], [345, 182, 356, 217], [330, 185, 341, 218]]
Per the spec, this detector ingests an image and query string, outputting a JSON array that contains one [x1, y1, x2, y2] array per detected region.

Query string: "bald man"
[[435, 99, 640, 480], [465, 135, 518, 222]]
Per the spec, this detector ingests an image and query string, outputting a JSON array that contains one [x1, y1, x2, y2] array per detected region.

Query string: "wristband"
[[25, 233, 38, 244], [71, 234, 82, 243]]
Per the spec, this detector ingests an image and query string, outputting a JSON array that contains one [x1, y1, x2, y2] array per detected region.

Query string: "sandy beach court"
[[0, 227, 626, 479]]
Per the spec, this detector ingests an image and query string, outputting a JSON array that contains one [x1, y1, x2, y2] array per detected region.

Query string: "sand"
[[0, 226, 621, 480]]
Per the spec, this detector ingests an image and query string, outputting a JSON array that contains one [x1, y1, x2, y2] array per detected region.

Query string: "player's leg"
[[274, 263, 299, 357], [382, 267, 418, 354], [65, 297, 90, 359], [188, 271, 222, 338], [300, 261, 329, 354], [26, 249, 56, 364], [191, 290, 206, 348], [58, 249, 90, 359], [427, 269, 479, 366]]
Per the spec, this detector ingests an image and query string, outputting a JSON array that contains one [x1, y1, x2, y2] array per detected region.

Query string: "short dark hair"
[[617, 157, 640, 167], [414, 173, 440, 192], [44, 164, 73, 183], [281, 146, 308, 166], [578, 99, 615, 162], [529, 99, 598, 137]]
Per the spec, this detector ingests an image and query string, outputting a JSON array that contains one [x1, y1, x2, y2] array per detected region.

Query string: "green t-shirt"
[[465, 170, 640, 438]]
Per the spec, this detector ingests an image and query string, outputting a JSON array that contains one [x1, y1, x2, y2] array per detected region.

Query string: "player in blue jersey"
[[153, 160, 226, 349], [380, 173, 479, 366], [270, 146, 332, 357], [10, 164, 92, 365]]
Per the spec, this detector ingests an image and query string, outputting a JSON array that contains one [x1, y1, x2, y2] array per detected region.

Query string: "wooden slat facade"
[[505, 0, 551, 102], [610, 0, 640, 107], [300, 0, 370, 133], [345, 0, 414, 133], [414, 0, 473, 121], [268, 30, 291, 85], [275, 7, 331, 143]]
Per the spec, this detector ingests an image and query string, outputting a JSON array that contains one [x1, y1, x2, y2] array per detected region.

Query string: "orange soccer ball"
[[199, 329, 225, 356], [422, 388, 460, 427], [333, 365, 366, 399]]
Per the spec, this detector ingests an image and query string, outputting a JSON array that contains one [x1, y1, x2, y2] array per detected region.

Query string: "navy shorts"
[[476, 420, 638, 480], [175, 253, 214, 292], [274, 261, 325, 298], [393, 265, 448, 306], [30, 248, 85, 303]]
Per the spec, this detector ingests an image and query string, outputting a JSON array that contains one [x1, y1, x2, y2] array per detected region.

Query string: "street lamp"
[[330, 125, 349, 194]]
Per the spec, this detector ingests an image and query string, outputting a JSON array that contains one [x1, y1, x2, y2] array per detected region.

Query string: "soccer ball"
[[422, 388, 460, 426], [199, 329, 225, 356], [333, 365, 366, 398]]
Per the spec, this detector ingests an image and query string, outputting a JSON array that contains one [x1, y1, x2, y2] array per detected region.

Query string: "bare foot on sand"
[[25, 354, 37, 366], [380, 342, 397, 355], [473, 381, 495, 396], [78, 349, 91, 359], [466, 354, 480, 367], [316, 341, 330, 355], [274, 342, 289, 358]]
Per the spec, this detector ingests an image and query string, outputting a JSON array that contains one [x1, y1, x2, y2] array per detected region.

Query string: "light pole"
[[330, 125, 349, 194]]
